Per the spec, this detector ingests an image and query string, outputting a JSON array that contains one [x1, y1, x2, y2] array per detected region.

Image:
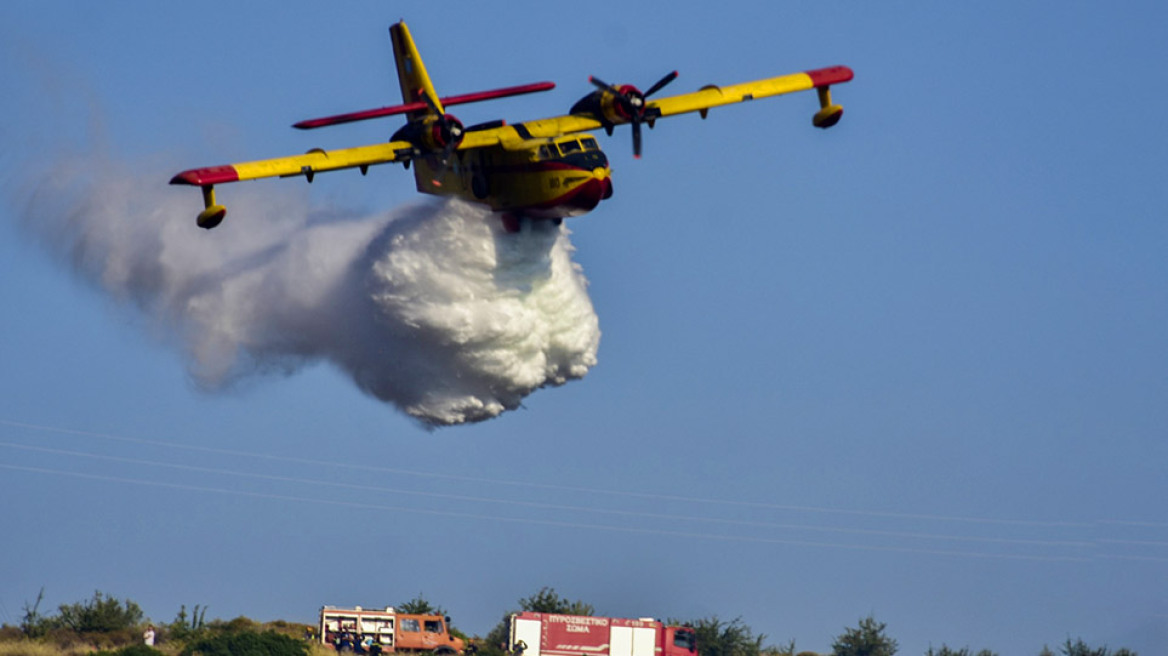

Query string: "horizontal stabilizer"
[[294, 81, 555, 129]]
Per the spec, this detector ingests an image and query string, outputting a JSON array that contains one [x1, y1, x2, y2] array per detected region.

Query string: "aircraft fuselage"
[[414, 131, 613, 220]]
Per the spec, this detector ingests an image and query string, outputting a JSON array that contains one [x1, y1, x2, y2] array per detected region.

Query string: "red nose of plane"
[[564, 168, 613, 213]]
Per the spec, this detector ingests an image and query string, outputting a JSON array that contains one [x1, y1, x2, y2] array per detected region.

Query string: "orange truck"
[[319, 606, 466, 653]]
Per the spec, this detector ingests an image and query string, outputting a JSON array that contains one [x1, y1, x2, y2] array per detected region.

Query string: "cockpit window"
[[559, 139, 582, 154], [673, 631, 695, 652], [539, 143, 561, 160], [581, 137, 599, 151]]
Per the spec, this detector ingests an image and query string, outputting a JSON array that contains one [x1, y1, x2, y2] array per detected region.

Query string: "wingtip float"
[[170, 20, 853, 232]]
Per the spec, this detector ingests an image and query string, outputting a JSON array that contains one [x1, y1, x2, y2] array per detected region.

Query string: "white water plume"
[[12, 157, 600, 426]]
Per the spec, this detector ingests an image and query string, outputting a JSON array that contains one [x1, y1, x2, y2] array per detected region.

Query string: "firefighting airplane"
[[171, 21, 853, 232]]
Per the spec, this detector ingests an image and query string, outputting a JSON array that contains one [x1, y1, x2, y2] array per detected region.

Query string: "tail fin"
[[389, 22, 444, 119]]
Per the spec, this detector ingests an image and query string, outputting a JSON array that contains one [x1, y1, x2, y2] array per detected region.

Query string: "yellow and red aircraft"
[[171, 21, 852, 232]]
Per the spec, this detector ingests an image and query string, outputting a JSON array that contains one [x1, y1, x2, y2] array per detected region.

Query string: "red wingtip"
[[170, 166, 240, 186], [806, 66, 854, 87]]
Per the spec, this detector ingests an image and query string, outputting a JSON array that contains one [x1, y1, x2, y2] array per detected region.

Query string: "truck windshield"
[[424, 620, 443, 633], [673, 631, 696, 651]]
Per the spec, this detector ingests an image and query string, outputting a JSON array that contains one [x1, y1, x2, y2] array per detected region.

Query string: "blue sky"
[[2, 2, 1166, 654]]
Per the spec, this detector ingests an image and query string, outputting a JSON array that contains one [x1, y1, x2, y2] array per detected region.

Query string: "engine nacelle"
[[570, 84, 642, 126], [392, 113, 465, 152]]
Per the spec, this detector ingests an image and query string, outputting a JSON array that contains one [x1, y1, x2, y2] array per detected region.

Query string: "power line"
[[0, 418, 1101, 529], [0, 462, 1094, 563], [0, 440, 1097, 550]]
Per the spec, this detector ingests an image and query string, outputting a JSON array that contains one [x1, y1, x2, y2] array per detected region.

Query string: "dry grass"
[[0, 621, 317, 656], [0, 639, 318, 656], [306, 642, 337, 656], [0, 640, 91, 656]]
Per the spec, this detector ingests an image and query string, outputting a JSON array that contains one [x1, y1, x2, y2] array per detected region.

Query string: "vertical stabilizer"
[[389, 22, 444, 119]]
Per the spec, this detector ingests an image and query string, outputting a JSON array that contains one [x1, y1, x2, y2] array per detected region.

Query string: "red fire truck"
[[508, 612, 697, 656]]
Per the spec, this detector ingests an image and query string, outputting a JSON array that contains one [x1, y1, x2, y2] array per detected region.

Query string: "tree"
[[516, 588, 595, 616], [57, 591, 144, 634], [169, 604, 210, 642], [924, 646, 997, 656], [481, 588, 595, 656], [397, 594, 468, 641], [1055, 638, 1137, 656], [20, 588, 49, 638], [399, 594, 447, 616], [830, 616, 897, 656], [761, 640, 798, 656], [683, 616, 765, 656]]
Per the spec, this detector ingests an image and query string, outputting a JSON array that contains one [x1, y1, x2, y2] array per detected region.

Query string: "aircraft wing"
[[170, 130, 518, 228], [170, 139, 418, 187], [648, 66, 853, 121], [510, 65, 854, 145], [509, 114, 606, 139]]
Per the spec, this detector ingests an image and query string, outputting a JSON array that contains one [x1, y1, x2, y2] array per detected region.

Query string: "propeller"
[[419, 91, 465, 186], [588, 70, 678, 158]]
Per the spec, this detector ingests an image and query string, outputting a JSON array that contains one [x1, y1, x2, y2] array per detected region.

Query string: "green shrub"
[[220, 617, 260, 635], [179, 629, 308, 656], [57, 592, 143, 634], [94, 645, 165, 656]]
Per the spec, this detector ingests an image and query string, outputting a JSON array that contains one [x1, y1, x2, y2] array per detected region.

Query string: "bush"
[[0, 640, 71, 656], [179, 629, 309, 656], [57, 592, 143, 634], [94, 645, 165, 656], [220, 617, 261, 635]]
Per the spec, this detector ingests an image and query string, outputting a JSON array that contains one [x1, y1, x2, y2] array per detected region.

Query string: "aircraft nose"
[[593, 166, 613, 200]]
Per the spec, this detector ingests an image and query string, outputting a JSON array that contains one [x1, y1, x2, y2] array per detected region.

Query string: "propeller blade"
[[589, 76, 621, 95], [644, 70, 678, 98], [590, 70, 678, 158], [431, 140, 458, 186]]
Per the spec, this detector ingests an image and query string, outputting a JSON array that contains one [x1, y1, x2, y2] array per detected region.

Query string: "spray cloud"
[[14, 156, 600, 426]]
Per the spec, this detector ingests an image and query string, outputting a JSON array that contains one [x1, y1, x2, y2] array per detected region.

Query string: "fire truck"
[[508, 612, 697, 656], [318, 606, 466, 653]]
